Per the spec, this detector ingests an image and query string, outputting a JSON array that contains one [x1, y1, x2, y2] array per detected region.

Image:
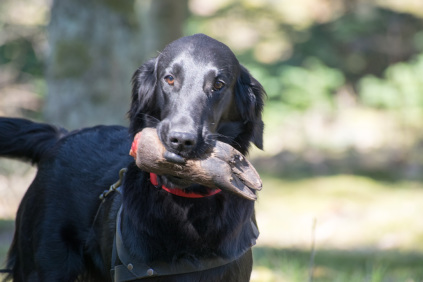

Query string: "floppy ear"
[[235, 65, 265, 150], [128, 58, 158, 135]]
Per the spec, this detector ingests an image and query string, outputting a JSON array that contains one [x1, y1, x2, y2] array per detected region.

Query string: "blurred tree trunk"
[[138, 0, 189, 59], [45, 0, 187, 130]]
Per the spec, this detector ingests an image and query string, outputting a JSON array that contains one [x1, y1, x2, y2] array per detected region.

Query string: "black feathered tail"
[[0, 117, 67, 164]]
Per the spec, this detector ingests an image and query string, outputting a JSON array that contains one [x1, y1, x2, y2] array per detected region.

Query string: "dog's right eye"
[[164, 75, 175, 86]]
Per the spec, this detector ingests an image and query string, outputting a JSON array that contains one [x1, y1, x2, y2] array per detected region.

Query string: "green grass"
[[251, 174, 423, 281], [255, 174, 423, 250], [252, 247, 423, 281]]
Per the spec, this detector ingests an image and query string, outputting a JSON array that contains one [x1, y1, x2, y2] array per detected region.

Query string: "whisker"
[[206, 133, 241, 149], [136, 113, 160, 125]]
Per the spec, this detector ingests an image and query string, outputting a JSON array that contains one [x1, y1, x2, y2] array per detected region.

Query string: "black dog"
[[0, 34, 265, 281]]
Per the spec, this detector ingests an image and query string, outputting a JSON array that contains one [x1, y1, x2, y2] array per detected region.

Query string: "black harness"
[[100, 169, 259, 282]]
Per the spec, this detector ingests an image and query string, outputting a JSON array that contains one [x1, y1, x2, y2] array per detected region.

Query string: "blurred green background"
[[2, 0, 423, 281]]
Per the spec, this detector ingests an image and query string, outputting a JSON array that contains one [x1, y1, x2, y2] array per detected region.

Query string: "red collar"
[[149, 173, 221, 198]]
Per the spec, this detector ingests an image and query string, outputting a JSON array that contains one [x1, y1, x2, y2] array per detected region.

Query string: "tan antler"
[[130, 128, 262, 201]]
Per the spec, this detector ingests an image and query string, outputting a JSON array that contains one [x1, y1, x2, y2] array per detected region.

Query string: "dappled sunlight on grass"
[[256, 174, 423, 251], [253, 174, 423, 281], [252, 247, 423, 281]]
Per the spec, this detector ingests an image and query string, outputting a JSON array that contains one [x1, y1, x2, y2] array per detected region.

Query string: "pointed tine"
[[227, 176, 257, 200], [213, 141, 262, 191], [231, 157, 262, 191], [213, 174, 257, 201]]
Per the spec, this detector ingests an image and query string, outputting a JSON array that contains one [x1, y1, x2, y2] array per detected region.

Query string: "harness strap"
[[105, 169, 260, 281], [112, 206, 259, 281]]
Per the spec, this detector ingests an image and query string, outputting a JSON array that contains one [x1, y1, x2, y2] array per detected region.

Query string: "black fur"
[[0, 118, 67, 164], [0, 34, 265, 281]]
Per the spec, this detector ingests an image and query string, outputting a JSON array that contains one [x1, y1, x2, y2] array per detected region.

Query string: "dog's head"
[[128, 34, 265, 188]]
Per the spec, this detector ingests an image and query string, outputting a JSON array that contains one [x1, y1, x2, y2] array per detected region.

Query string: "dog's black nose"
[[168, 131, 197, 153]]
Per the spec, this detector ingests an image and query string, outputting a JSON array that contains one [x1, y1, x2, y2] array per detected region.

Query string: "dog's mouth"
[[130, 128, 262, 201], [163, 151, 187, 164], [160, 152, 216, 192]]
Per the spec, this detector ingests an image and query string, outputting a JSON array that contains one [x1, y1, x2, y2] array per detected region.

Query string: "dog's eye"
[[164, 75, 175, 86], [212, 81, 225, 92]]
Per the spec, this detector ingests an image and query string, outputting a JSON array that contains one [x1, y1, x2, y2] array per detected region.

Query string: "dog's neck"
[[120, 165, 257, 265]]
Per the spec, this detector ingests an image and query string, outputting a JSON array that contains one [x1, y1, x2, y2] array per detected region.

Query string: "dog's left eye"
[[212, 81, 225, 92], [164, 75, 175, 86]]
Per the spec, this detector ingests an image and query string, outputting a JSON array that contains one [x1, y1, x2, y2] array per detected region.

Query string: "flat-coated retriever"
[[0, 34, 265, 281]]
